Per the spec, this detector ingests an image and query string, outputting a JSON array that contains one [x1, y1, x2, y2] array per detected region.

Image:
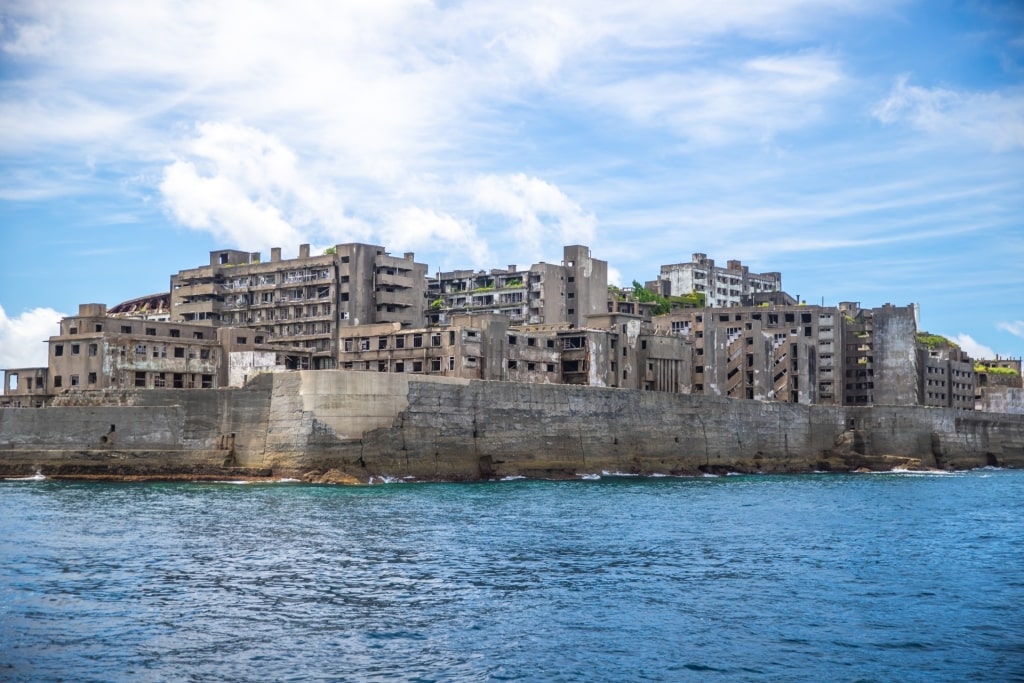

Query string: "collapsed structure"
[[3, 243, 1020, 414]]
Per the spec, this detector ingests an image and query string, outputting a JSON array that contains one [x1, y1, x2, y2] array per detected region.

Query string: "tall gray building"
[[649, 253, 781, 308], [170, 243, 427, 369], [428, 245, 608, 328]]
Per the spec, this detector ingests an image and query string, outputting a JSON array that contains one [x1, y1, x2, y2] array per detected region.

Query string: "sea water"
[[1, 470, 1022, 682]]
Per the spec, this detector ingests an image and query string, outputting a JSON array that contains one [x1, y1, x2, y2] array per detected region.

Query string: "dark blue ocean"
[[2, 470, 1022, 682]]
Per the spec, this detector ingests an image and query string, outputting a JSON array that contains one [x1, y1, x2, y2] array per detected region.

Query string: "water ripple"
[[1, 472, 1023, 682]]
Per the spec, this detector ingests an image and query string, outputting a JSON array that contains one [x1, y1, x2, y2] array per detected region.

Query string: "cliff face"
[[1, 370, 1022, 481]]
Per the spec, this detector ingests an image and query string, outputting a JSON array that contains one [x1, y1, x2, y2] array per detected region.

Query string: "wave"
[[4, 472, 46, 482]]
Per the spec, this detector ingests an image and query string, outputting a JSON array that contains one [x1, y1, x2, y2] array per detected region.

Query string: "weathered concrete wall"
[[873, 306, 920, 406], [978, 387, 1024, 415], [2, 370, 1022, 480], [0, 405, 185, 449], [256, 371, 1024, 480]]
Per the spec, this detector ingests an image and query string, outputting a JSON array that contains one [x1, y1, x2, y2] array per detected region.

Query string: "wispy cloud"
[[873, 75, 1024, 151], [998, 321, 1024, 340], [585, 52, 845, 146]]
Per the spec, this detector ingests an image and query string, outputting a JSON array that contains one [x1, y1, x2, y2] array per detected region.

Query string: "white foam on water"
[[865, 468, 963, 477], [369, 475, 404, 485], [210, 480, 253, 485], [276, 478, 301, 483], [578, 473, 601, 480], [600, 471, 639, 477], [5, 471, 46, 481], [701, 472, 720, 478], [500, 475, 526, 481]]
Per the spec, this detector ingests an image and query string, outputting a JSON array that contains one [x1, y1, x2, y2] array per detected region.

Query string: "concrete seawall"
[[1, 370, 1022, 480]]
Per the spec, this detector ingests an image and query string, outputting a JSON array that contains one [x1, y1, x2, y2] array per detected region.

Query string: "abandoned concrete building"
[[170, 243, 428, 369], [2, 240, 1003, 414], [1, 304, 312, 407], [107, 293, 172, 321], [428, 246, 608, 329], [336, 311, 691, 393], [974, 357, 1023, 413], [647, 253, 782, 309], [653, 301, 839, 404], [918, 344, 976, 410], [652, 299, 969, 409]]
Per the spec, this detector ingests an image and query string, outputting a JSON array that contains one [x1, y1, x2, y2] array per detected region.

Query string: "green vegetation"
[[917, 332, 959, 350], [671, 291, 705, 308], [430, 299, 444, 311], [323, 246, 337, 256], [505, 278, 523, 288], [975, 364, 1020, 376], [632, 281, 671, 315], [631, 281, 705, 315]]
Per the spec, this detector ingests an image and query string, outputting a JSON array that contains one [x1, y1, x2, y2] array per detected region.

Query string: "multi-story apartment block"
[[1, 304, 313, 406], [428, 246, 608, 328], [653, 300, 933, 408], [648, 253, 782, 308], [838, 302, 921, 406], [336, 311, 691, 393], [46, 303, 226, 393], [654, 303, 836, 403], [170, 243, 427, 369], [918, 345, 975, 409]]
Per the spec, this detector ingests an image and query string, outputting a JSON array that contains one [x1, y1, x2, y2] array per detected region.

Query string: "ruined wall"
[[978, 387, 1024, 415], [2, 370, 1023, 480], [256, 371, 1024, 480], [872, 306, 920, 405]]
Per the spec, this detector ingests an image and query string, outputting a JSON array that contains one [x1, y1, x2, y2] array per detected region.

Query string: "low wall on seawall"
[[1, 370, 1022, 479]]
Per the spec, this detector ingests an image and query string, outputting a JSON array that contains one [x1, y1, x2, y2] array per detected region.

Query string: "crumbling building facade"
[[648, 253, 782, 308], [170, 243, 427, 369], [428, 246, 608, 328]]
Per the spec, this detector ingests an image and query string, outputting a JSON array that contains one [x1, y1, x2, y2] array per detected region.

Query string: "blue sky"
[[1, 0, 1022, 368]]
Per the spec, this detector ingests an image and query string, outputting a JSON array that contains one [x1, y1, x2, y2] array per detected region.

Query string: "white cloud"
[[159, 122, 369, 253], [998, 320, 1024, 339], [1, 15, 59, 56], [469, 173, 596, 260], [0, 306, 64, 369], [873, 75, 1024, 151], [582, 52, 844, 146], [950, 333, 995, 360], [380, 207, 492, 268]]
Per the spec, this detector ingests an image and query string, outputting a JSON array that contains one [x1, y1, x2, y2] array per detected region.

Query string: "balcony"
[[376, 290, 415, 307], [178, 282, 218, 296], [377, 272, 414, 289], [175, 301, 223, 316]]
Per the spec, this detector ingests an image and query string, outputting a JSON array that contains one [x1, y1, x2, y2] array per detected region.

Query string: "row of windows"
[[68, 323, 209, 339], [507, 335, 557, 348], [54, 343, 97, 357], [343, 357, 467, 373], [52, 373, 97, 388], [343, 330, 481, 352], [507, 360, 557, 373]]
